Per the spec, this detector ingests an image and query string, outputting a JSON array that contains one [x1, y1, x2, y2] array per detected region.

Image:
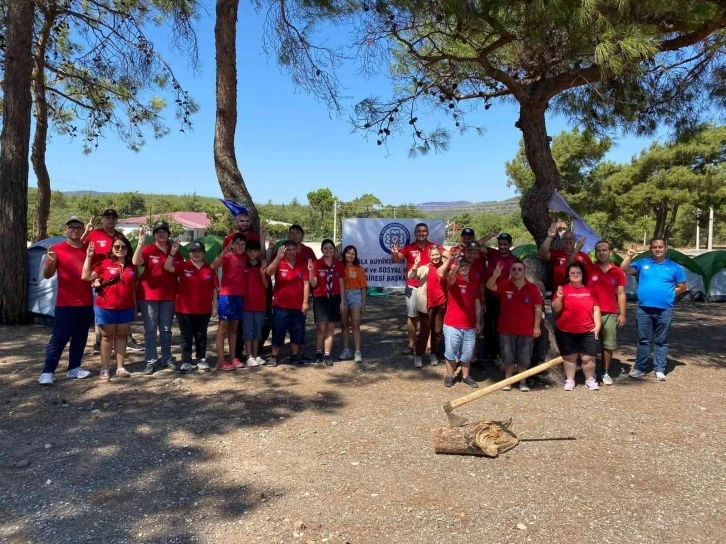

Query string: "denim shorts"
[[443, 324, 476, 363], [242, 310, 265, 340], [218, 295, 244, 322], [271, 307, 306, 347], [94, 306, 135, 326], [344, 288, 363, 308]]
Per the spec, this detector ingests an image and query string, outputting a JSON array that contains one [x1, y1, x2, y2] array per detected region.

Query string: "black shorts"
[[555, 328, 598, 357], [313, 295, 341, 324]]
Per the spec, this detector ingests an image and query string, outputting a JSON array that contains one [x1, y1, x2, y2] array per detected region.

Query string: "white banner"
[[342, 218, 446, 287]]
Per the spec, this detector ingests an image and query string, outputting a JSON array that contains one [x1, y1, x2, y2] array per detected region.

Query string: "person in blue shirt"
[[620, 238, 687, 381]]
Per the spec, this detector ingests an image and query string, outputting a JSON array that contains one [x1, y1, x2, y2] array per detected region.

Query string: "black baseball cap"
[[461, 227, 475, 237], [464, 240, 481, 249], [190, 240, 205, 252], [497, 233, 513, 243], [152, 221, 170, 234], [102, 208, 118, 218], [65, 216, 84, 226]]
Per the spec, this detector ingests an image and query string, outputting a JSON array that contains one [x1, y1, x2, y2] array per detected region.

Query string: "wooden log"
[[431, 419, 520, 457]]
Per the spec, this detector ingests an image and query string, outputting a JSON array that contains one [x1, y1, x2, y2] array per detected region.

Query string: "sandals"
[[99, 369, 110, 381], [116, 367, 131, 378]]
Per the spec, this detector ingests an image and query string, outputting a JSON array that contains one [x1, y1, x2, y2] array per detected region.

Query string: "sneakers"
[[231, 358, 246, 369], [246, 357, 259, 368], [339, 348, 353, 361], [564, 379, 575, 391], [67, 367, 91, 379], [218, 361, 236, 371], [502, 384, 513, 391], [315, 351, 324, 364], [655, 371, 668, 381], [519, 381, 531, 392], [291, 355, 304, 367], [602, 373, 613, 385], [354, 351, 363, 363], [585, 378, 600, 390], [255, 356, 265, 366], [462, 375, 479, 388], [265, 356, 278, 367], [144, 362, 156, 375], [38, 372, 54, 386], [197, 359, 210, 372], [443, 375, 455, 388], [92, 344, 100, 355], [324, 355, 333, 367], [629, 368, 646, 379], [179, 362, 193, 373], [413, 356, 423, 368], [126, 339, 144, 353], [429, 353, 439, 366]]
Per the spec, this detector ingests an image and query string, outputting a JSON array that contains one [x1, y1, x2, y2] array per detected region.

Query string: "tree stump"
[[431, 419, 520, 457]]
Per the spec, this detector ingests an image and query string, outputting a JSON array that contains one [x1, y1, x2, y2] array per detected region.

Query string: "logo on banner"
[[379, 223, 411, 254]]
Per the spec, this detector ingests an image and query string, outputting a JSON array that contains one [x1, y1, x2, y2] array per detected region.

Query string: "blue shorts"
[[271, 307, 306, 347], [344, 288, 363, 308], [443, 324, 476, 363], [95, 307, 135, 326], [242, 310, 265, 340], [218, 295, 244, 322]]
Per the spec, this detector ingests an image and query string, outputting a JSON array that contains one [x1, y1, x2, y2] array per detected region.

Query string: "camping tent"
[[27, 236, 66, 320], [512, 244, 538, 258], [694, 250, 726, 302], [627, 248, 707, 302]]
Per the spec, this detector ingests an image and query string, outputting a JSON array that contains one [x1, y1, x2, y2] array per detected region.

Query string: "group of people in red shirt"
[[39, 210, 371, 385], [392, 221, 628, 391]]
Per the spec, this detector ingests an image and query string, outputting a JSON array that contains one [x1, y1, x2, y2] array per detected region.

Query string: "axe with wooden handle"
[[443, 356, 564, 427]]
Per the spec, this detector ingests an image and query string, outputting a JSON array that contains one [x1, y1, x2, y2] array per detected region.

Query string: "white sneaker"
[[519, 381, 531, 392], [429, 353, 439, 366], [354, 351, 363, 363], [246, 357, 259, 368], [629, 368, 646, 378], [602, 373, 613, 385], [255, 356, 266, 366], [38, 373, 54, 386], [413, 356, 423, 368], [655, 371, 667, 381], [67, 367, 91, 379]]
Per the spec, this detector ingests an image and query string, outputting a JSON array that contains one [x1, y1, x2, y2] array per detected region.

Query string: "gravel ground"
[[1, 295, 725, 544]]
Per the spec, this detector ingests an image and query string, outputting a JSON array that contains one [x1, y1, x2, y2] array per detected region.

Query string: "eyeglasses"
[[66, 225, 84, 231], [112, 245, 128, 250], [511, 267, 524, 272]]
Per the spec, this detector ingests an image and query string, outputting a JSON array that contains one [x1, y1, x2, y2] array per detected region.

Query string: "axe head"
[[443, 401, 468, 427]]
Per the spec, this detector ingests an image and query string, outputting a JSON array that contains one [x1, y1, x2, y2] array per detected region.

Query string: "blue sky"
[[34, 4, 664, 205]]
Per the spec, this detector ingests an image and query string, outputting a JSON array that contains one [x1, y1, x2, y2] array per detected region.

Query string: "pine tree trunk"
[[31, 11, 55, 243], [0, 0, 35, 325], [214, 0, 260, 229]]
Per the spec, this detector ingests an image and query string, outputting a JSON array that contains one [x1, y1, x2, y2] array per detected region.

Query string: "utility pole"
[[333, 200, 338, 243], [708, 206, 714, 251], [694, 208, 702, 251]]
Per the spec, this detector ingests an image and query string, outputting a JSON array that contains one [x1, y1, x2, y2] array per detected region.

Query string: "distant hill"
[[417, 197, 520, 216], [418, 200, 474, 209], [61, 190, 112, 196]]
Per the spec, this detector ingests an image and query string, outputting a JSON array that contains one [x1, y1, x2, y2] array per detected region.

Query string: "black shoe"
[[443, 375, 455, 388], [314, 351, 323, 364], [144, 362, 156, 375], [92, 344, 100, 355], [126, 340, 144, 353], [323, 356, 333, 367], [264, 356, 278, 367], [462, 375, 479, 388]]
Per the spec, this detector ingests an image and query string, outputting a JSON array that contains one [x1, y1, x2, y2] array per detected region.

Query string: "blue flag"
[[220, 199, 249, 217]]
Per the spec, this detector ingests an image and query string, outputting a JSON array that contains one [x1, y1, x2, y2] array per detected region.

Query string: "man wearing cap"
[[38, 217, 95, 385], [392, 223, 436, 354], [538, 222, 593, 294], [482, 232, 519, 361], [133, 221, 184, 374], [82, 209, 143, 354]]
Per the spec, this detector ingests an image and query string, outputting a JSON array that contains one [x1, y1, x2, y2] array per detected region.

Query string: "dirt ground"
[[1, 294, 725, 544]]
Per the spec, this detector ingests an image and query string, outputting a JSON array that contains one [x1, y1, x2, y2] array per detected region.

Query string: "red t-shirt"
[[137, 244, 183, 301], [273, 259, 307, 310], [172, 261, 218, 314], [295, 243, 317, 265], [448, 257, 485, 299], [444, 275, 480, 329], [52, 242, 93, 307], [85, 228, 120, 267], [497, 279, 544, 337], [484, 248, 519, 293], [549, 249, 592, 291], [92, 259, 138, 310], [244, 260, 267, 312], [586, 263, 627, 314], [222, 230, 261, 248], [399, 241, 436, 288], [311, 257, 345, 298], [426, 263, 448, 308], [220, 252, 247, 296], [554, 284, 600, 334]]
